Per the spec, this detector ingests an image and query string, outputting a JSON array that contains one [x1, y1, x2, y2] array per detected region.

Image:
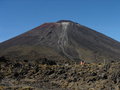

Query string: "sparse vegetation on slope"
[[0, 57, 120, 90]]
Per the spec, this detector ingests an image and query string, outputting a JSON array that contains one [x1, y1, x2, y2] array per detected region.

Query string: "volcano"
[[0, 20, 120, 63]]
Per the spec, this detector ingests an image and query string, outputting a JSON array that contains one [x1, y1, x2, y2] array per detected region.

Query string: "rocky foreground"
[[0, 57, 120, 90]]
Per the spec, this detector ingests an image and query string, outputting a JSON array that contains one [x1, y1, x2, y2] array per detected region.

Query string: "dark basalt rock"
[[40, 58, 57, 65], [0, 56, 8, 62]]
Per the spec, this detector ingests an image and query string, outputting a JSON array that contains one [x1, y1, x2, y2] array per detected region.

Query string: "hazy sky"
[[0, 0, 120, 42]]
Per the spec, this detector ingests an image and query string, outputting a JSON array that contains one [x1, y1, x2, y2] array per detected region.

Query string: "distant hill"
[[0, 20, 120, 63]]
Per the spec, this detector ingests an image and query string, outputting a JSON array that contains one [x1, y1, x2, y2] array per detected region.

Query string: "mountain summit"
[[0, 20, 120, 63]]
